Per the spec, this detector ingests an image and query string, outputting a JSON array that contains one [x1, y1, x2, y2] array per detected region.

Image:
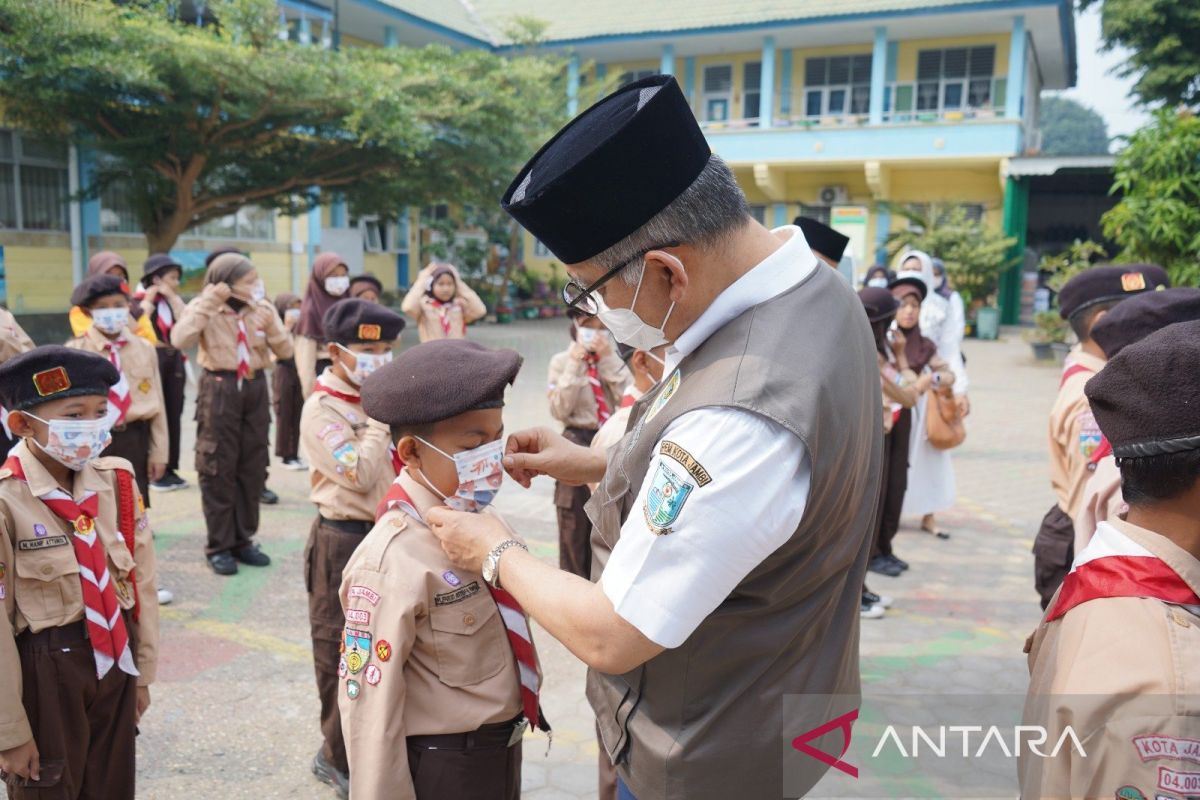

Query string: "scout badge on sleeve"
[[643, 460, 695, 536], [343, 628, 372, 675]]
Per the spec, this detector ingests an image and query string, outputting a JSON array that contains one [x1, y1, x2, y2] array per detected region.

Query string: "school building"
[[0, 0, 1075, 326]]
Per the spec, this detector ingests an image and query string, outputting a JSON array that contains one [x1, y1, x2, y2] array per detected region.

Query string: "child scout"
[[66, 274, 169, 504], [0, 346, 159, 799], [299, 299, 405, 796], [136, 254, 190, 493], [339, 339, 548, 800], [1033, 264, 1169, 609], [1020, 319, 1200, 800]]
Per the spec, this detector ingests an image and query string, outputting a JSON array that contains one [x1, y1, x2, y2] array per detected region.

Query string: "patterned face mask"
[[334, 344, 392, 386], [92, 308, 129, 335], [415, 437, 505, 513], [22, 412, 113, 471]]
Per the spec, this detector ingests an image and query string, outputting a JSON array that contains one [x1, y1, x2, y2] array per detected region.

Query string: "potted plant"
[[1023, 310, 1070, 360]]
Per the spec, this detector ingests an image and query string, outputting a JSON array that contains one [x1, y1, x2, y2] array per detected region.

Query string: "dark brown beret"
[[361, 339, 522, 427], [205, 245, 246, 268], [1085, 319, 1200, 459], [0, 345, 119, 411], [71, 274, 129, 308], [1057, 264, 1170, 320], [322, 299, 405, 344], [796, 216, 850, 263], [858, 287, 899, 322], [142, 253, 183, 283], [1091, 287, 1200, 359]]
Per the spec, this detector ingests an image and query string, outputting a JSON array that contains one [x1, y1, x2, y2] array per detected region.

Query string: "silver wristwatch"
[[482, 539, 527, 589]]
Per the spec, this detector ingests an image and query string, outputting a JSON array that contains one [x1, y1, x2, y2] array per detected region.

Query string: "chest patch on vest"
[[643, 369, 680, 424], [659, 441, 712, 487], [434, 580, 481, 606], [643, 460, 695, 535]]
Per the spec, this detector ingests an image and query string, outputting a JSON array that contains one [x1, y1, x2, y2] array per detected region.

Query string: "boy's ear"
[[8, 410, 33, 439], [396, 435, 421, 468]]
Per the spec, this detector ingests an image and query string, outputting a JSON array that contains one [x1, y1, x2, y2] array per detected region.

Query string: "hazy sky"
[[1050, 4, 1150, 144]]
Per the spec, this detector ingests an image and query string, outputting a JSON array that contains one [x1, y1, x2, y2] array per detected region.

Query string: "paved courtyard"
[[136, 319, 1061, 799]]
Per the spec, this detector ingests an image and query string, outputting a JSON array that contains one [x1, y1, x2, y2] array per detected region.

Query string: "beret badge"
[[358, 324, 381, 341], [1121, 272, 1146, 292], [33, 367, 71, 397]]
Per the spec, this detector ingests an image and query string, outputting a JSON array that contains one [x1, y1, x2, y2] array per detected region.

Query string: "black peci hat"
[[795, 216, 850, 263], [0, 345, 119, 411], [1057, 264, 1170, 321], [323, 299, 405, 345], [1090, 287, 1200, 359]]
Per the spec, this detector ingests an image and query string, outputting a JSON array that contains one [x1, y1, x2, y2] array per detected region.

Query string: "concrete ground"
[[135, 320, 1060, 799]]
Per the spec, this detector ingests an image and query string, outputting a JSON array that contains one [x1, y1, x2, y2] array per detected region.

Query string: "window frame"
[[801, 55, 872, 122], [701, 63, 734, 124], [0, 129, 70, 233]]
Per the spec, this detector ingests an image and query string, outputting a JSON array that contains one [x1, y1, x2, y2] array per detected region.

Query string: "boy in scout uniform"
[[1020, 319, 1200, 800], [1033, 264, 1169, 608], [339, 339, 547, 800], [137, 254, 189, 493], [0, 346, 159, 799], [299, 299, 404, 797], [66, 275, 169, 505]]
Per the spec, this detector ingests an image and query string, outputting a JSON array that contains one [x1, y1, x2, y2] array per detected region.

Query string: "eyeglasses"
[[561, 242, 680, 316]]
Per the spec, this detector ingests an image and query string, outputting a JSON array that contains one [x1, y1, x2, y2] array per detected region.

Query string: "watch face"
[[482, 556, 496, 584]]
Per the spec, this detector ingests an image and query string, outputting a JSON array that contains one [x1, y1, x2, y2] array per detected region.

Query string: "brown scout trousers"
[[9, 621, 138, 800], [304, 517, 371, 775], [406, 724, 522, 799], [103, 420, 151, 509], [195, 370, 270, 556], [556, 426, 597, 579], [272, 358, 303, 462], [1033, 504, 1075, 610], [155, 345, 186, 475]]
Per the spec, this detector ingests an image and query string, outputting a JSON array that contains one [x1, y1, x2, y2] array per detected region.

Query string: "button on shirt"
[[601, 226, 816, 649]]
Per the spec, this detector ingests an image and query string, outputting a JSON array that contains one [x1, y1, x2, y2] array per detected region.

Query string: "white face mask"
[[251, 280, 266, 303], [596, 257, 677, 351], [415, 437, 505, 513], [335, 344, 392, 386], [576, 325, 599, 347], [324, 276, 350, 297], [867, 278, 889, 289], [22, 412, 112, 471], [92, 307, 129, 335], [285, 308, 301, 323]]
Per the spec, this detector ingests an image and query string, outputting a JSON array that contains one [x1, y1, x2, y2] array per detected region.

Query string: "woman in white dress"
[[892, 250, 969, 538]]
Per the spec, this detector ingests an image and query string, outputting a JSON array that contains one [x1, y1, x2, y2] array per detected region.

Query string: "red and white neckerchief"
[[586, 354, 611, 425], [374, 480, 548, 731], [103, 337, 132, 426], [235, 315, 251, 389], [430, 299, 457, 337], [4, 455, 138, 679], [619, 389, 639, 410], [1047, 521, 1200, 622], [1059, 361, 1095, 389], [133, 289, 175, 343]]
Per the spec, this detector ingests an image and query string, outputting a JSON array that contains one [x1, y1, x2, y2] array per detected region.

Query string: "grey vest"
[[585, 264, 883, 799]]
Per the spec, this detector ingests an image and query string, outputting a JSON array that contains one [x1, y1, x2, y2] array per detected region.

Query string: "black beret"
[[1057, 264, 1170, 320], [1085, 320, 1200, 459], [795, 216, 850, 263], [501, 74, 710, 265], [142, 253, 182, 281], [1091, 287, 1200, 359], [361, 340, 522, 427], [889, 272, 928, 302], [0, 345, 119, 411], [858, 287, 899, 322], [322, 299, 405, 344], [71, 274, 129, 308], [205, 245, 246, 268]]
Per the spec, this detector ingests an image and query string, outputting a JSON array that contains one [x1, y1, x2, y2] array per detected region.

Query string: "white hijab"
[[893, 249, 948, 337]]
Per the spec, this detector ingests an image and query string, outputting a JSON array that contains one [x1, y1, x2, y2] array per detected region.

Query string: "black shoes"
[[889, 554, 910, 571], [234, 543, 271, 567], [868, 554, 904, 577], [261, 487, 279, 505], [312, 750, 350, 799], [208, 552, 238, 576], [150, 471, 188, 492]]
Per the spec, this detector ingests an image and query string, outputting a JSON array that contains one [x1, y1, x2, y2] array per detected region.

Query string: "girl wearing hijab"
[[273, 292, 306, 470], [294, 252, 351, 397], [400, 261, 487, 342], [863, 265, 894, 289], [348, 273, 384, 304], [171, 253, 294, 576], [70, 251, 157, 343], [891, 250, 967, 540]]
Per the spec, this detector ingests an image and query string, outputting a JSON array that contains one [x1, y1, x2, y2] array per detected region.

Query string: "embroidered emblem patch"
[[1157, 766, 1200, 795], [1122, 272, 1147, 292], [348, 585, 380, 606], [344, 628, 372, 674], [18, 535, 69, 551], [33, 367, 70, 397], [434, 581, 481, 606], [337, 656, 348, 679], [1115, 787, 1146, 800], [1079, 411, 1103, 458], [659, 441, 712, 487], [643, 369, 680, 424], [365, 664, 382, 686], [345, 680, 361, 700], [138, 379, 151, 394], [332, 443, 358, 466], [33, 524, 47, 538], [442, 570, 461, 587], [1133, 735, 1200, 765], [0, 583, 5, 600], [346, 608, 371, 625], [357, 324, 381, 341], [643, 460, 695, 536], [375, 640, 392, 662], [319, 423, 343, 439], [0, 562, 5, 579]]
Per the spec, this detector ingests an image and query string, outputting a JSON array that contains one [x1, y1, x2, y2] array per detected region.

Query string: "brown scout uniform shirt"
[[585, 264, 881, 799], [337, 472, 531, 800], [400, 287, 487, 344], [0, 308, 35, 364], [547, 348, 629, 431], [0, 442, 159, 750], [1073, 455, 1125, 553], [1048, 350, 1106, 519], [1020, 519, 1200, 799], [170, 292, 294, 372], [300, 369, 394, 522], [66, 325, 170, 465]]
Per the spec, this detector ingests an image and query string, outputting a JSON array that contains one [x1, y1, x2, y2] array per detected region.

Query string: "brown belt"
[[318, 516, 373, 536], [16, 620, 88, 650], [407, 715, 526, 750], [111, 418, 150, 435], [204, 368, 263, 381]]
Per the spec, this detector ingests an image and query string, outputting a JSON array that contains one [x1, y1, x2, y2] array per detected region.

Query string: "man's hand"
[[136, 687, 151, 724], [426, 507, 513, 571], [503, 427, 607, 488], [0, 739, 39, 782], [148, 462, 166, 482]]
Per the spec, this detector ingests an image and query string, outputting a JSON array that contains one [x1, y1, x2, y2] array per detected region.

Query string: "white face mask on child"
[[335, 344, 392, 386], [92, 308, 129, 335], [324, 276, 350, 297], [22, 412, 112, 471], [414, 438, 504, 513]]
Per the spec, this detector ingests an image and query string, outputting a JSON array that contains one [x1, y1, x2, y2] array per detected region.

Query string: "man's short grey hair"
[[591, 154, 750, 285]]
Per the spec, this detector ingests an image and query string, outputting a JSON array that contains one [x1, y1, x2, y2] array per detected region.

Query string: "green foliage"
[[1040, 239, 1109, 292], [1080, 0, 1200, 108], [1023, 310, 1071, 344], [884, 203, 1017, 305], [0, 0, 565, 250], [1102, 109, 1200, 286], [1038, 95, 1110, 155]]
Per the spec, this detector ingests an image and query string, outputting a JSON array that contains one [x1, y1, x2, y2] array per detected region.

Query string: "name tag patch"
[[18, 535, 70, 551], [434, 581, 481, 606], [659, 440, 712, 487]]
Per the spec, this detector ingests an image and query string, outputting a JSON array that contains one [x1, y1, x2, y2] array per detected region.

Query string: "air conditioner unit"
[[818, 185, 849, 206]]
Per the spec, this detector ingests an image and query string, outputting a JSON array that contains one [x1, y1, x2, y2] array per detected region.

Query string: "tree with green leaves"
[[1080, 0, 1200, 108], [1038, 95, 1110, 155], [1102, 108, 1200, 286], [885, 204, 1016, 305], [0, 0, 565, 251]]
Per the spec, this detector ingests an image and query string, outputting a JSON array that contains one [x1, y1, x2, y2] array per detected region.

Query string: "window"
[[619, 69, 656, 88], [702, 65, 733, 123], [743, 62, 762, 125], [916, 46, 996, 113], [798, 205, 831, 225], [533, 239, 551, 258], [0, 130, 69, 231], [100, 182, 141, 234], [803, 55, 872, 119], [192, 206, 276, 240]]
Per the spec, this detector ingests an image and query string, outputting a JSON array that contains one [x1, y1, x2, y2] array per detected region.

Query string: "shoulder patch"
[[659, 440, 712, 487], [643, 460, 695, 536], [644, 369, 680, 424]]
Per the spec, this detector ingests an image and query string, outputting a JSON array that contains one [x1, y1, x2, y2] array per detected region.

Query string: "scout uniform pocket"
[[15, 545, 81, 626], [428, 591, 506, 687]]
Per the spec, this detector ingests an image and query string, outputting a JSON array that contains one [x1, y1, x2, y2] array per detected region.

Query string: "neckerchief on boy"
[[431, 299, 456, 337], [4, 454, 139, 679], [102, 337, 132, 426], [235, 316, 251, 389], [585, 353, 611, 424]]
